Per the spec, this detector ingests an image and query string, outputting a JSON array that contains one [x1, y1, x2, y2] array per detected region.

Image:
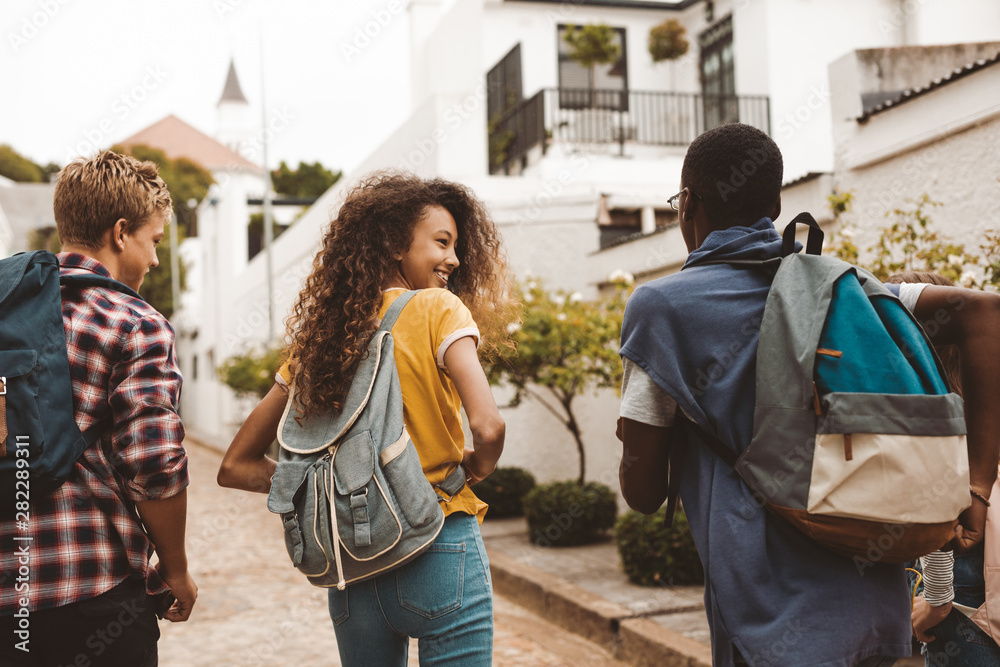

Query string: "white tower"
[[216, 59, 252, 156]]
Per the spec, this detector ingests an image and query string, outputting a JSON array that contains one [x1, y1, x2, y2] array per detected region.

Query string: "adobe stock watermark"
[[63, 65, 168, 162], [396, 80, 495, 172], [776, 84, 830, 140], [715, 147, 772, 202], [8, 0, 71, 52], [877, 0, 930, 38], [213, 0, 248, 20], [340, 0, 404, 63]]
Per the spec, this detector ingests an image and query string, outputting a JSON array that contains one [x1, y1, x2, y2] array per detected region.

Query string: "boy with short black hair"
[[617, 123, 1000, 666], [0, 150, 196, 665]]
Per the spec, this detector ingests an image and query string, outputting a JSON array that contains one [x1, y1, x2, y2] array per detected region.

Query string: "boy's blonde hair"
[[54, 150, 172, 249]]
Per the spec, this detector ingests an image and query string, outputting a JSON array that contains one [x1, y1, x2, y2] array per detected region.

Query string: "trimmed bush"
[[523, 481, 617, 547], [614, 505, 703, 586], [476, 467, 537, 518]]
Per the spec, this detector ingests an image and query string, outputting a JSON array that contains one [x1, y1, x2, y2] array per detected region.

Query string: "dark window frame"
[[698, 15, 737, 127], [487, 43, 524, 122], [557, 24, 629, 111]]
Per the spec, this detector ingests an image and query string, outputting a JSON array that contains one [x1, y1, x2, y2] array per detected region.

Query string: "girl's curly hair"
[[285, 170, 518, 419]]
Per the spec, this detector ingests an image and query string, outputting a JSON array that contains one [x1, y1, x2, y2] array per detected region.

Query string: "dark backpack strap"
[[378, 290, 420, 332], [435, 464, 468, 502], [663, 418, 739, 528], [60, 274, 144, 301], [685, 418, 740, 468], [781, 212, 824, 257], [663, 437, 687, 527]]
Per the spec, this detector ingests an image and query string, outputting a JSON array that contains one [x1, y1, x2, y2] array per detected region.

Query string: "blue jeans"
[[328, 512, 493, 666], [912, 543, 1000, 666]]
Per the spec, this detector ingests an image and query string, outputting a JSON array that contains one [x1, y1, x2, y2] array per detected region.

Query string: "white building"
[[177, 0, 1000, 486], [829, 45, 1000, 262], [0, 180, 55, 258]]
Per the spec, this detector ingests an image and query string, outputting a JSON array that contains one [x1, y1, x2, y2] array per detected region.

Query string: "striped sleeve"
[[919, 550, 955, 606]]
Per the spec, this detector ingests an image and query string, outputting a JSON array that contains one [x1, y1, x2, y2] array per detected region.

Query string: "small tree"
[[218, 346, 286, 401], [0, 144, 45, 182], [271, 160, 342, 199], [648, 19, 689, 90], [563, 24, 622, 105], [486, 274, 632, 485], [825, 191, 1000, 291]]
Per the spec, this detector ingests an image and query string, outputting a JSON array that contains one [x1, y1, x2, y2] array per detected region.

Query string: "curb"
[[488, 551, 712, 667]]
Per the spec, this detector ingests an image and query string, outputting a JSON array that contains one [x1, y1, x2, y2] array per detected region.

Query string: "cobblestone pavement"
[[158, 440, 625, 666]]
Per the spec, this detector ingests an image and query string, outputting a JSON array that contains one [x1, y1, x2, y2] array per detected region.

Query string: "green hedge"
[[523, 481, 617, 547], [614, 505, 703, 586], [476, 467, 537, 518]]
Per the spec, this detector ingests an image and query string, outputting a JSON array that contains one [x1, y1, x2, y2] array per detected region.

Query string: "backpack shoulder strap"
[[378, 290, 420, 332], [60, 273, 143, 301]]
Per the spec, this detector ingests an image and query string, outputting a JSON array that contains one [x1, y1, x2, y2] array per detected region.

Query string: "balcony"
[[487, 88, 771, 175]]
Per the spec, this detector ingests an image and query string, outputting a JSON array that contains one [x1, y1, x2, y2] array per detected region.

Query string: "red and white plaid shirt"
[[0, 253, 188, 613]]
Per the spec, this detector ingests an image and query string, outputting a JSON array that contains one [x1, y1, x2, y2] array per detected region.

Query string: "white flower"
[[607, 269, 635, 286], [506, 322, 521, 334], [569, 291, 583, 303], [550, 293, 566, 306], [960, 271, 977, 287], [839, 227, 855, 240], [523, 292, 534, 303], [948, 254, 964, 267], [526, 279, 539, 290], [556, 313, 567, 321]]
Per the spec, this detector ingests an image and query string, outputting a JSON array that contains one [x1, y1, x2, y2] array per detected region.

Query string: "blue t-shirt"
[[619, 218, 912, 667]]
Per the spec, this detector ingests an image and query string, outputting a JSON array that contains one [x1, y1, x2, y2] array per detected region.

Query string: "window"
[[699, 15, 737, 128], [487, 44, 523, 122], [557, 25, 628, 111]]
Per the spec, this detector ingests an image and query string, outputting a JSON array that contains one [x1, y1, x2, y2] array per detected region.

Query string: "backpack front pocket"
[[810, 391, 969, 524], [332, 431, 402, 559]]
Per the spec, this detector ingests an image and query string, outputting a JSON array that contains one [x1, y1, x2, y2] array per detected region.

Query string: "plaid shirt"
[[0, 253, 187, 613]]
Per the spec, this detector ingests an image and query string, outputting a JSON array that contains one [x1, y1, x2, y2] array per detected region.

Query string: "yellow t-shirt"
[[277, 288, 488, 522]]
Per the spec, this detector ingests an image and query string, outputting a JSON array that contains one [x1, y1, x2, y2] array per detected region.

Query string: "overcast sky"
[[1, 0, 412, 173]]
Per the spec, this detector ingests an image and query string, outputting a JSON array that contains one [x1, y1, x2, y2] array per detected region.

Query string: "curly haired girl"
[[219, 171, 517, 666]]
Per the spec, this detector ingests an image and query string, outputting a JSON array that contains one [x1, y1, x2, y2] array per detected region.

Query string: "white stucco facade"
[[175, 0, 1000, 488]]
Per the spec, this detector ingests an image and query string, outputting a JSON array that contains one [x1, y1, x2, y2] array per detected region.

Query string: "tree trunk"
[[563, 396, 586, 486], [589, 66, 596, 108]]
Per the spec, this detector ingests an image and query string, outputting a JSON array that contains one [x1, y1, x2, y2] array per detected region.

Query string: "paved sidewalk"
[[178, 434, 923, 666], [481, 517, 712, 666], [162, 438, 629, 666]]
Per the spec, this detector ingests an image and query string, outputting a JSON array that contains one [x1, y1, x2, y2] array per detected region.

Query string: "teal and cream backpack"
[[685, 214, 970, 564]]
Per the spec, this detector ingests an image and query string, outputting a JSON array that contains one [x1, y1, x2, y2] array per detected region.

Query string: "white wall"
[[829, 55, 1000, 270], [909, 0, 1000, 45]]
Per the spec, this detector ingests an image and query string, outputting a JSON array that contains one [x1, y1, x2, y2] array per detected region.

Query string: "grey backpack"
[[267, 290, 466, 589]]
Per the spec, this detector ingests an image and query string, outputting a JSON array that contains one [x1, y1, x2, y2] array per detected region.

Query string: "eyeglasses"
[[668, 187, 702, 211]]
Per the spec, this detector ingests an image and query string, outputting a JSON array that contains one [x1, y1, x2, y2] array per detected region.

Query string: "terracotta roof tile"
[[119, 114, 261, 172]]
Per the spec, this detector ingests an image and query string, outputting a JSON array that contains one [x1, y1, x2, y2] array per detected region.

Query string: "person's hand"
[[462, 447, 495, 486], [155, 563, 198, 622], [912, 595, 951, 643], [945, 494, 989, 552]]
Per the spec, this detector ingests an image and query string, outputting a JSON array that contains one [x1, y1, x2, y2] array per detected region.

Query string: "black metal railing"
[[488, 88, 771, 175]]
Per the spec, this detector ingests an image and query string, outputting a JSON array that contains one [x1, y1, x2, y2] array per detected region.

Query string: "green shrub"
[[217, 346, 285, 400], [477, 467, 537, 518], [614, 506, 703, 586], [523, 481, 617, 547]]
